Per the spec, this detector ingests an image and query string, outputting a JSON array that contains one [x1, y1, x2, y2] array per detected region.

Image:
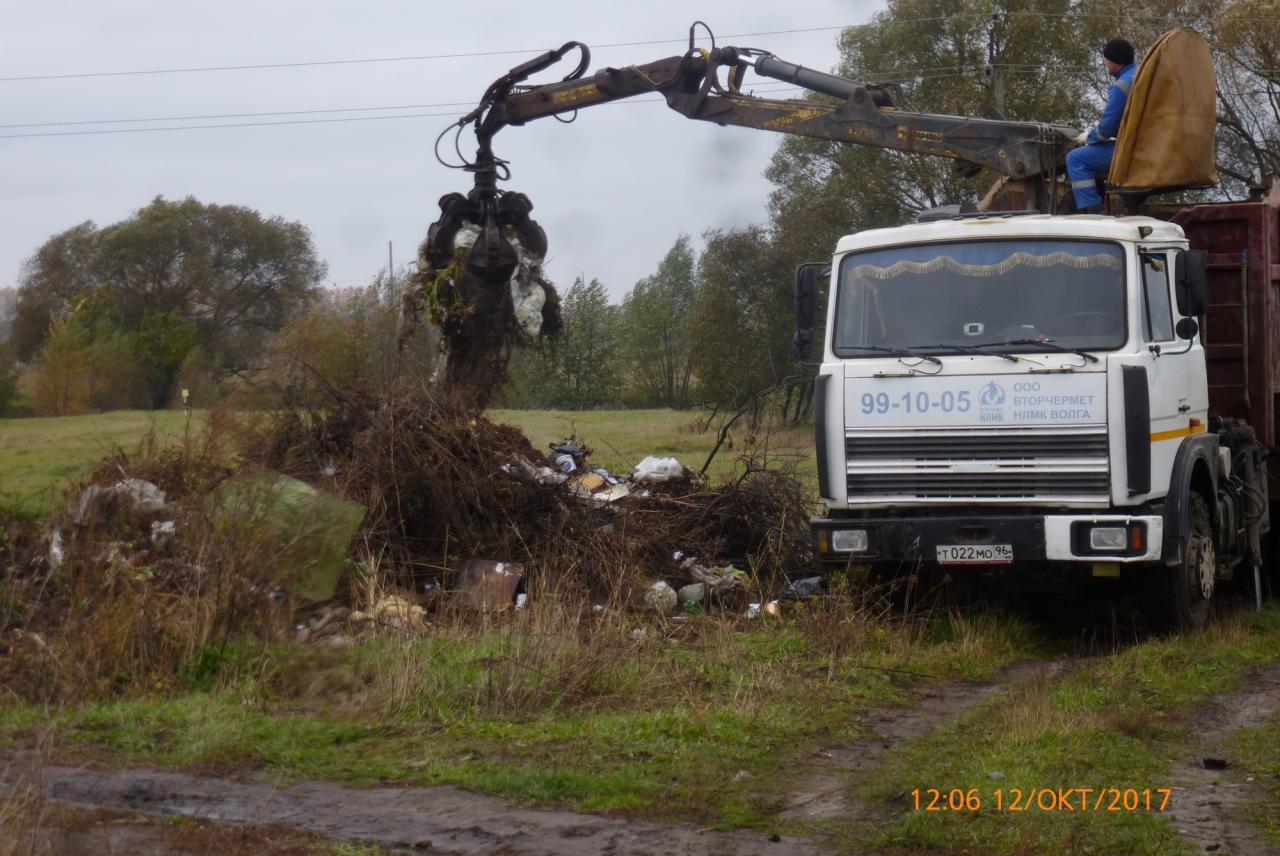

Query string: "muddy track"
[[1, 759, 821, 856], [1166, 661, 1280, 856], [780, 659, 1065, 822], [4, 804, 340, 856]]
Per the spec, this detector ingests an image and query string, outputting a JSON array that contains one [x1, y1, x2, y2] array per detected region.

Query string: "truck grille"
[[845, 429, 1109, 501]]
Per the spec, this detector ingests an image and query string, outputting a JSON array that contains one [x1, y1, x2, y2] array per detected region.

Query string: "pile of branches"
[[242, 383, 815, 593], [622, 470, 813, 584], [242, 385, 573, 568]]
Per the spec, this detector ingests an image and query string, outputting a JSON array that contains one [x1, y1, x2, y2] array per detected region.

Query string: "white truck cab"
[[806, 213, 1223, 621]]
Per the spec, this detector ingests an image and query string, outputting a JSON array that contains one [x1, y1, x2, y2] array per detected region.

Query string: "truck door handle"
[[1178, 404, 1191, 412]]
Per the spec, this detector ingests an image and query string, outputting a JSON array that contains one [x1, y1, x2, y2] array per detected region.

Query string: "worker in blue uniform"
[[1066, 39, 1137, 213]]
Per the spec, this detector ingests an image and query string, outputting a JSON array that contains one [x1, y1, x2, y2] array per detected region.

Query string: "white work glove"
[[1074, 130, 1089, 146]]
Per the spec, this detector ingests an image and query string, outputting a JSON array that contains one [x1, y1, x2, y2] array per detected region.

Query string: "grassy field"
[[1, 408, 814, 519], [0, 410, 203, 518]]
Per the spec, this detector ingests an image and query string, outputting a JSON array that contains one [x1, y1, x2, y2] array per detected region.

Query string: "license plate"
[[935, 544, 1013, 565]]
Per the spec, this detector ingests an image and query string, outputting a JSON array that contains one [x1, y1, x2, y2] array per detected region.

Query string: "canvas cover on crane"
[[1108, 28, 1217, 192]]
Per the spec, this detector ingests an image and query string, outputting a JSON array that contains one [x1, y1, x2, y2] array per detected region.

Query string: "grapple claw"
[[424, 185, 547, 290]]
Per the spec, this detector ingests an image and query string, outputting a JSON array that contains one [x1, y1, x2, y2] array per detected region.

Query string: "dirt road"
[[1166, 662, 1280, 856], [780, 658, 1063, 821], [6, 760, 817, 856], [7, 655, 1279, 854]]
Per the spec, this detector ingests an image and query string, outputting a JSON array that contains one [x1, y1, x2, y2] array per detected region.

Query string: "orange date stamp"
[[911, 787, 1172, 813]]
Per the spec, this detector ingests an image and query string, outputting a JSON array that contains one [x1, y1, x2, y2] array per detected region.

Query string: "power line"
[[0, 83, 803, 132], [0, 101, 478, 130], [7, 52, 1125, 133], [0, 16, 982, 84], [0, 86, 807, 140], [0, 62, 1072, 131], [0, 110, 469, 139], [0, 66, 1112, 138], [6, 10, 1275, 85]]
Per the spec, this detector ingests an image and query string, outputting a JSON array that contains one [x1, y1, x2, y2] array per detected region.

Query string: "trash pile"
[[12, 387, 816, 616], [501, 438, 700, 506], [244, 385, 817, 615], [639, 553, 827, 619], [0, 385, 819, 702]]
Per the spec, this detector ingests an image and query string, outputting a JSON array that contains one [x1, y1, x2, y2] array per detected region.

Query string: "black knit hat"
[[1103, 39, 1135, 66]]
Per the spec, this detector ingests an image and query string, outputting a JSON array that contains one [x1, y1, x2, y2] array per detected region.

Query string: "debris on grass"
[[633, 455, 690, 484], [350, 592, 427, 633], [644, 581, 678, 614], [70, 479, 169, 527], [0, 379, 817, 703], [209, 472, 366, 602], [456, 559, 525, 611], [678, 582, 705, 605], [785, 576, 826, 600]]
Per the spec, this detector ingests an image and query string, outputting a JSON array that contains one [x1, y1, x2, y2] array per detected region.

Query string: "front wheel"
[[1149, 493, 1216, 630]]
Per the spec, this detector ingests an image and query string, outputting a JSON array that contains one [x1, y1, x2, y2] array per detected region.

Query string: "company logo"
[[979, 382, 1006, 406]]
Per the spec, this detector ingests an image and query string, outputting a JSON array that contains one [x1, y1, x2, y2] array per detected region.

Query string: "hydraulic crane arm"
[[500, 49, 1076, 183], [423, 24, 1080, 288]]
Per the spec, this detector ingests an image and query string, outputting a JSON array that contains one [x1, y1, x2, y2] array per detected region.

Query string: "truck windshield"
[[834, 239, 1126, 357]]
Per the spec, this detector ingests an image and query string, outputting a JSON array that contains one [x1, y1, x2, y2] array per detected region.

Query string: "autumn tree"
[[270, 266, 435, 406], [689, 227, 794, 406], [0, 342, 18, 417], [10, 221, 98, 362], [26, 315, 92, 416], [617, 236, 699, 408], [13, 197, 326, 388], [509, 277, 620, 409]]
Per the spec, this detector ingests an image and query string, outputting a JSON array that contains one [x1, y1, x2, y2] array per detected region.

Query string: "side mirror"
[[1176, 316, 1199, 340], [1174, 248, 1208, 317], [792, 263, 826, 362]]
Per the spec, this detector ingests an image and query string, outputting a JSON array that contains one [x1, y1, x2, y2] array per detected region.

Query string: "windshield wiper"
[[977, 338, 1100, 363], [911, 343, 1018, 362], [842, 345, 941, 366]]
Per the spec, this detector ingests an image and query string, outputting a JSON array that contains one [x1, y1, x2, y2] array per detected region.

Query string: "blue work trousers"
[[1066, 142, 1115, 209]]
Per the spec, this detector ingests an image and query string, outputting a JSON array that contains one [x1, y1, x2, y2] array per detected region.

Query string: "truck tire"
[[1151, 492, 1216, 630]]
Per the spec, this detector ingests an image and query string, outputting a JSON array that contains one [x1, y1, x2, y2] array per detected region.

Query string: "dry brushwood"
[[241, 385, 580, 572], [240, 383, 815, 594]]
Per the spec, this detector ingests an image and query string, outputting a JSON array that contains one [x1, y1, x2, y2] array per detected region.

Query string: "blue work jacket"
[[1087, 63, 1136, 144]]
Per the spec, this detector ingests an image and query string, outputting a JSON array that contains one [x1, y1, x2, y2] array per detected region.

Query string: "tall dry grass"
[[0, 414, 299, 704]]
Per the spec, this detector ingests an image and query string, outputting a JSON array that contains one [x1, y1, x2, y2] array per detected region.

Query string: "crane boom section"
[[500, 51, 1077, 181]]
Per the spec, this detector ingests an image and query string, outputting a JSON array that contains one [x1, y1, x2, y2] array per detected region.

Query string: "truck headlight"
[[832, 529, 869, 553], [1088, 527, 1128, 551]]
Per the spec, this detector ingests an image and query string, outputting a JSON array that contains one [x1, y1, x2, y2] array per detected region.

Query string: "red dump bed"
[[1149, 190, 1280, 449]]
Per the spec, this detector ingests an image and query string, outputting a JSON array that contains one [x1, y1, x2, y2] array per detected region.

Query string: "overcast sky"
[[2, 1, 882, 300]]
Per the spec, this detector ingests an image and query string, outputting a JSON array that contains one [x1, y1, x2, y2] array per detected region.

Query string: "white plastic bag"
[[634, 456, 685, 484]]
